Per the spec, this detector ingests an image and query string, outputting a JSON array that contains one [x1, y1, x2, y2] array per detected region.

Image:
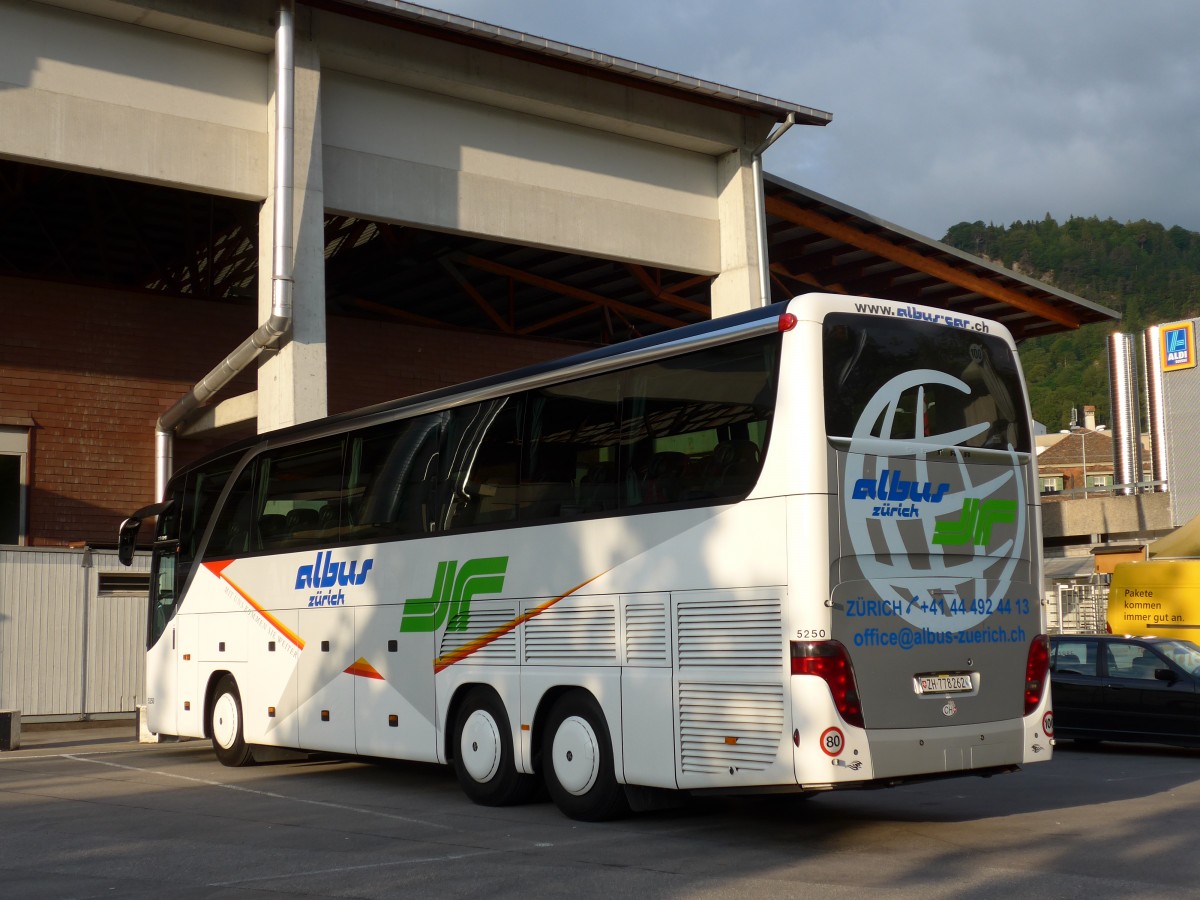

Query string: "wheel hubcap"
[[460, 709, 502, 782], [212, 692, 239, 750], [552, 715, 599, 796]]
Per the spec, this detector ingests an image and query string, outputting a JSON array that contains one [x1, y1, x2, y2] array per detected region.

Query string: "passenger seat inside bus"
[[518, 442, 577, 520], [259, 513, 288, 547], [642, 451, 687, 504], [578, 462, 617, 512], [286, 507, 319, 536], [714, 440, 761, 489], [317, 504, 339, 537]]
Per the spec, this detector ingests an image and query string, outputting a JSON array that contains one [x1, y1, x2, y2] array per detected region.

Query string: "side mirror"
[[116, 500, 173, 566], [117, 516, 141, 566], [1155, 668, 1178, 684]]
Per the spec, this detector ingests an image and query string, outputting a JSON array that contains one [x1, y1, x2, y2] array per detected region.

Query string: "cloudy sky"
[[429, 1, 1200, 242]]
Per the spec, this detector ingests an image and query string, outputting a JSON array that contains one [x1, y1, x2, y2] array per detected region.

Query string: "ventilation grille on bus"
[[441, 605, 518, 662], [678, 682, 785, 774], [676, 598, 783, 667], [625, 602, 669, 664], [524, 604, 617, 662]]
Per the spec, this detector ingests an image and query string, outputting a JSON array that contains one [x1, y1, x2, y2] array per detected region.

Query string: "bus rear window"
[[822, 314, 1031, 453]]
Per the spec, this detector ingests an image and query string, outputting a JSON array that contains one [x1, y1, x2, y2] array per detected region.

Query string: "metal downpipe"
[[752, 113, 795, 307], [154, 0, 296, 500]]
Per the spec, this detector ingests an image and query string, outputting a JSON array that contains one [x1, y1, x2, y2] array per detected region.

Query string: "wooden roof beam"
[[765, 195, 1082, 329], [769, 261, 847, 294], [461, 255, 687, 330], [662, 272, 712, 295], [625, 264, 710, 315], [438, 257, 515, 333]]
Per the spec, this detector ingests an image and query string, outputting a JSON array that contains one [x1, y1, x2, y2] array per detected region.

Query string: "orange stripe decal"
[[345, 657, 385, 680], [204, 561, 306, 651], [433, 570, 608, 673]]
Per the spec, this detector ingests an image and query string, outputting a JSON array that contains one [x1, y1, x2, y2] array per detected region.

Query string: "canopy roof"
[[0, 159, 1118, 345]]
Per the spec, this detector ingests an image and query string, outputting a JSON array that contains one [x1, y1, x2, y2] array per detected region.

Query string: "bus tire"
[[452, 687, 535, 806], [542, 691, 629, 821], [210, 675, 253, 767]]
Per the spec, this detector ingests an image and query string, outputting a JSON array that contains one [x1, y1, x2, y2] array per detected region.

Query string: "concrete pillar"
[[258, 24, 328, 433], [709, 148, 763, 318]]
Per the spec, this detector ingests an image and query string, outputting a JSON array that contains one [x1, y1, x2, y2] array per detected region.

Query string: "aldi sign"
[[1161, 322, 1197, 372]]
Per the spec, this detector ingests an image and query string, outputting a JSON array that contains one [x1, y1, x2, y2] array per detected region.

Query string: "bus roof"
[[167, 302, 788, 483]]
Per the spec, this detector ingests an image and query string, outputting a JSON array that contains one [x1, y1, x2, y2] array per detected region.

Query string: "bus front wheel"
[[542, 692, 628, 821], [210, 675, 253, 767], [452, 687, 535, 806]]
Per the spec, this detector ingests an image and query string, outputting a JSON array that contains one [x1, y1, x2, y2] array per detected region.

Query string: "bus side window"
[[522, 374, 620, 523], [348, 412, 447, 540], [205, 463, 255, 557], [443, 399, 522, 530], [177, 455, 237, 592], [621, 337, 776, 508], [251, 439, 345, 552]]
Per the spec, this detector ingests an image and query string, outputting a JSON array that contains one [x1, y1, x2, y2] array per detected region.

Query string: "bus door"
[[146, 539, 180, 736], [148, 549, 206, 738]]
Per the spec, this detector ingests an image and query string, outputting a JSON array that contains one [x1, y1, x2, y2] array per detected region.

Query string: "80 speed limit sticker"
[[819, 726, 844, 756]]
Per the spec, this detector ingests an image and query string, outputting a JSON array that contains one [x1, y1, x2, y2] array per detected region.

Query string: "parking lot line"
[[208, 849, 502, 887], [64, 753, 451, 829]]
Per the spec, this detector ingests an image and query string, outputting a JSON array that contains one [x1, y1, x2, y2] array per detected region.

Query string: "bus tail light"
[[791, 640, 864, 728], [1024, 634, 1050, 715]]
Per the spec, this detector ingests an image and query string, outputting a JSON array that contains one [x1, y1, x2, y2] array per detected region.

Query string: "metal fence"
[[0, 546, 150, 721], [1047, 578, 1109, 635]]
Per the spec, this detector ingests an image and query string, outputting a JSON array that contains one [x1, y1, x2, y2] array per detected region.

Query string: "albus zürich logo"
[[295, 551, 374, 607], [842, 370, 1025, 633]]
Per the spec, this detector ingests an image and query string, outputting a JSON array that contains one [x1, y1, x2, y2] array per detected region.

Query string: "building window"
[[1086, 473, 1114, 489], [0, 424, 30, 545], [1039, 475, 1064, 494]]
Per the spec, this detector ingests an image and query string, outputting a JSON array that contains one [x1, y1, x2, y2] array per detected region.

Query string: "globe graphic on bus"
[[842, 369, 1026, 633]]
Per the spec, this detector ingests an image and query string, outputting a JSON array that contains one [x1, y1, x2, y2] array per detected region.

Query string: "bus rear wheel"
[[210, 675, 253, 767], [452, 687, 535, 806], [542, 692, 628, 821]]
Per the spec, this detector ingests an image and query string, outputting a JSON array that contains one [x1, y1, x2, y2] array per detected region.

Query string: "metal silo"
[[1108, 332, 1142, 495], [1143, 325, 1169, 491]]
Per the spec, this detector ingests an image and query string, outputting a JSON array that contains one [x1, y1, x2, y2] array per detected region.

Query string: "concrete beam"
[[321, 72, 722, 274], [0, 0, 267, 197], [312, 8, 770, 157], [1041, 492, 1174, 541], [177, 391, 258, 438]]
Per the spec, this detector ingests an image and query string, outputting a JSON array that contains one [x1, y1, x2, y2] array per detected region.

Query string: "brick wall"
[[327, 314, 578, 413], [0, 276, 579, 546]]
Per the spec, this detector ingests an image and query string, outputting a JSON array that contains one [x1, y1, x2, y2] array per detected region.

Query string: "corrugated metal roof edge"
[[324, 0, 833, 125], [764, 172, 1121, 323]]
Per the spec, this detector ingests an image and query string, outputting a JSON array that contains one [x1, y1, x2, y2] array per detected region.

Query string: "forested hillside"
[[941, 216, 1200, 430]]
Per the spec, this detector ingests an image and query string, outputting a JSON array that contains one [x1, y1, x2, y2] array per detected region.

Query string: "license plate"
[[916, 673, 973, 694]]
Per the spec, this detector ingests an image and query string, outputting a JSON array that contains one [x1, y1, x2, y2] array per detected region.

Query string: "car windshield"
[[1154, 639, 1200, 672]]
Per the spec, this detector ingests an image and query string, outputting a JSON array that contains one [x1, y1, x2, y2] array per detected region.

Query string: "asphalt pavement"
[[5, 724, 1200, 898]]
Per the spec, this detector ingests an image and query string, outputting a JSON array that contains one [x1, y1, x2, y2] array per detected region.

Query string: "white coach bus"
[[119, 294, 1052, 820]]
